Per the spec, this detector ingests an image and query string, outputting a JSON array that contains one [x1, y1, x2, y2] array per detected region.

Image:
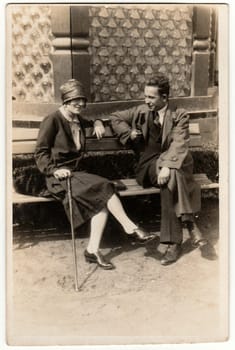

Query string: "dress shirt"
[[155, 104, 168, 127]]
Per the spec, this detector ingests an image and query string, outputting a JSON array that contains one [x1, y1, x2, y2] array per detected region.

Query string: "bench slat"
[[12, 135, 202, 154], [13, 174, 218, 204], [12, 122, 202, 154], [13, 128, 39, 140], [12, 96, 218, 122], [118, 176, 219, 191], [12, 141, 36, 154], [12, 126, 115, 140], [13, 192, 55, 204], [119, 188, 160, 196], [189, 123, 200, 134], [12, 123, 201, 141]]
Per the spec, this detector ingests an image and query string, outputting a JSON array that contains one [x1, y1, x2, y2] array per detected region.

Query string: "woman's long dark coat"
[[35, 110, 114, 229]]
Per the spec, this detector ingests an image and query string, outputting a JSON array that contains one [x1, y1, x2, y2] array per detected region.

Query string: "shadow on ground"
[[13, 196, 219, 262]]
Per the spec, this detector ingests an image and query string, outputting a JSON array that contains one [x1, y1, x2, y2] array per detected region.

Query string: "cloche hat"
[[60, 79, 87, 103]]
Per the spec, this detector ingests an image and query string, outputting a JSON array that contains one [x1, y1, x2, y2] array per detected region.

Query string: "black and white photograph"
[[4, 1, 230, 347]]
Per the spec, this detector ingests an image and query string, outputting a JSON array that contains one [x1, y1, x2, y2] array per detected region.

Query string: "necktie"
[[152, 111, 161, 128]]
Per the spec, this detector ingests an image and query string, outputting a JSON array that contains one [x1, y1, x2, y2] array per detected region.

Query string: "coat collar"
[[58, 108, 73, 138], [57, 109, 85, 150]]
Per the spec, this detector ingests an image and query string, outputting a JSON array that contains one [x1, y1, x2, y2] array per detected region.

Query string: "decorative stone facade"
[[11, 5, 55, 102], [11, 4, 194, 103], [89, 4, 193, 101]]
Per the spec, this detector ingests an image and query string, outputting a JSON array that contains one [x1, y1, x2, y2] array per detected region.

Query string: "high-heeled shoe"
[[129, 228, 156, 243], [84, 250, 115, 270]]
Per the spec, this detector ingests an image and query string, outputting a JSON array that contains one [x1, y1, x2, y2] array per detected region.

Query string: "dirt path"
[[7, 198, 227, 346]]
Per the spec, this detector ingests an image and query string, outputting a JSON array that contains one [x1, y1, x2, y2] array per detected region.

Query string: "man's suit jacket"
[[110, 103, 195, 190]]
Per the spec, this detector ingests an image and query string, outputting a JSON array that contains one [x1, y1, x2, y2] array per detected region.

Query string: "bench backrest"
[[12, 122, 201, 154], [12, 95, 217, 154]]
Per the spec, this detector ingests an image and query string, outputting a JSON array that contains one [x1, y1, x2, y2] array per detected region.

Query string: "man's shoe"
[[160, 243, 182, 266], [189, 225, 208, 248], [84, 250, 115, 270], [130, 228, 156, 243]]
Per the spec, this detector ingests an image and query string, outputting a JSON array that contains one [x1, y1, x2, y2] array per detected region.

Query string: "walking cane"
[[66, 175, 79, 292]]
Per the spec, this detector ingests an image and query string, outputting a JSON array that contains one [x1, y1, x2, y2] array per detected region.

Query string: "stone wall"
[[11, 5, 55, 102], [11, 4, 194, 103], [89, 4, 193, 102]]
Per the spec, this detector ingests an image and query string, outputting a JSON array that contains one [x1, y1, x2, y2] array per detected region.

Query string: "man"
[[110, 75, 207, 265]]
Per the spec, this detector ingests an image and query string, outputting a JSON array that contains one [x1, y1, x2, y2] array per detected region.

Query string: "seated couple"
[[35, 76, 207, 270]]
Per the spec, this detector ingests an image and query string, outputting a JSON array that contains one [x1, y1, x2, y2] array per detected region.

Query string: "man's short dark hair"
[[146, 75, 170, 97]]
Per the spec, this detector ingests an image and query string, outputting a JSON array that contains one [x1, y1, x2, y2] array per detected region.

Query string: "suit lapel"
[[136, 107, 173, 145], [161, 108, 173, 148], [134, 110, 149, 140], [141, 112, 149, 140]]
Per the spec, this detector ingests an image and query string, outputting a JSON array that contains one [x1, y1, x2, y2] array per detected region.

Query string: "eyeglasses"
[[69, 98, 86, 107]]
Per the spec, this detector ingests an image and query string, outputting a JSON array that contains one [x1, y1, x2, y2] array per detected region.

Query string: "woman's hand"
[[158, 167, 170, 186], [93, 120, 105, 139], [53, 168, 71, 180]]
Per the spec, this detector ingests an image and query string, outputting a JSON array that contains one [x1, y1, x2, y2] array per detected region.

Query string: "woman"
[[35, 79, 155, 270]]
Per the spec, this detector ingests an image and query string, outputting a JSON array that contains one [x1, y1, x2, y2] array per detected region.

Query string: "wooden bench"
[[12, 95, 219, 205]]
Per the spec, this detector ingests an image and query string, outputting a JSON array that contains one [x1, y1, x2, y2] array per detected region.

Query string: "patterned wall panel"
[[11, 5, 55, 102], [89, 5, 193, 102], [11, 4, 193, 103]]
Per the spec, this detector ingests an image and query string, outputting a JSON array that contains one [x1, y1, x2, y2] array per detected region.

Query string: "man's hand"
[[93, 120, 105, 140], [53, 168, 71, 180], [130, 128, 142, 140], [158, 167, 170, 186]]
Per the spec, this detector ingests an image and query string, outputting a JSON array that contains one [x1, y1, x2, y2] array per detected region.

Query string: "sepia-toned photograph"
[[5, 1, 229, 347]]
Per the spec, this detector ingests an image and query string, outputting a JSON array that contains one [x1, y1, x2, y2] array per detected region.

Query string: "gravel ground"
[[7, 197, 228, 346]]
